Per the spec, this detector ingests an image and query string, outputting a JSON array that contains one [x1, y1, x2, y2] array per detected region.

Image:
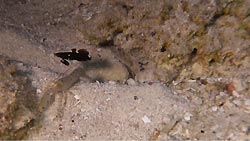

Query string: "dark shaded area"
[[98, 39, 114, 47], [160, 46, 166, 52]]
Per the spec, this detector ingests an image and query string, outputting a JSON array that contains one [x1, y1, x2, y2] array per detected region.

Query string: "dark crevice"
[[112, 28, 124, 37], [209, 58, 215, 66], [121, 4, 134, 15], [190, 48, 197, 57], [206, 12, 225, 27], [123, 62, 136, 79], [191, 2, 235, 40], [160, 46, 166, 52], [98, 28, 124, 47], [98, 39, 114, 47]]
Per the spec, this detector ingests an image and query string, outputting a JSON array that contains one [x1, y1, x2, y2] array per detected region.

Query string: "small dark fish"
[[54, 48, 91, 66]]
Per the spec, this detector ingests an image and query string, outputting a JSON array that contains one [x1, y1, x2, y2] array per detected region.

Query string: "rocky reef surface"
[[0, 0, 249, 140]]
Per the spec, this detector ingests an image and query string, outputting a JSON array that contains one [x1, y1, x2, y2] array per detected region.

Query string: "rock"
[[184, 112, 193, 121], [108, 81, 116, 85], [191, 62, 205, 78], [126, 78, 138, 85], [232, 91, 240, 97], [0, 57, 38, 139], [211, 106, 218, 112], [142, 115, 151, 124]]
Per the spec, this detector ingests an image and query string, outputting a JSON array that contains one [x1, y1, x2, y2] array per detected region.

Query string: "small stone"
[[126, 78, 138, 85], [243, 105, 250, 113], [108, 81, 116, 85], [219, 92, 226, 96], [226, 82, 235, 95], [36, 89, 42, 94], [187, 79, 196, 83], [212, 106, 218, 112], [192, 62, 204, 77], [232, 91, 240, 97], [142, 115, 151, 124], [184, 112, 193, 121], [185, 129, 190, 137], [74, 95, 80, 101], [106, 97, 111, 101], [97, 48, 102, 52]]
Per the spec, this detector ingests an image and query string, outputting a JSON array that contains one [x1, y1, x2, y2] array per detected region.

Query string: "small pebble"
[[108, 81, 116, 85], [74, 95, 80, 101], [126, 78, 138, 85], [187, 79, 196, 83], [226, 82, 235, 95], [185, 129, 190, 137], [142, 115, 151, 124], [36, 89, 42, 94], [97, 48, 102, 52], [106, 97, 111, 101], [232, 91, 240, 97], [212, 106, 218, 112], [184, 112, 193, 121]]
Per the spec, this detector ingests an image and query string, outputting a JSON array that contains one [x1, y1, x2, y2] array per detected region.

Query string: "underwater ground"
[[0, 0, 249, 140]]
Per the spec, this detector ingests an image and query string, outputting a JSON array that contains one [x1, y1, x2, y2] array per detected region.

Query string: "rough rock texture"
[[80, 0, 250, 84], [0, 0, 249, 140], [0, 56, 38, 139]]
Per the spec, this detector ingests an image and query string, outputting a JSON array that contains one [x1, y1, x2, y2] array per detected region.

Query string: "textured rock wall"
[[80, 0, 250, 84]]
